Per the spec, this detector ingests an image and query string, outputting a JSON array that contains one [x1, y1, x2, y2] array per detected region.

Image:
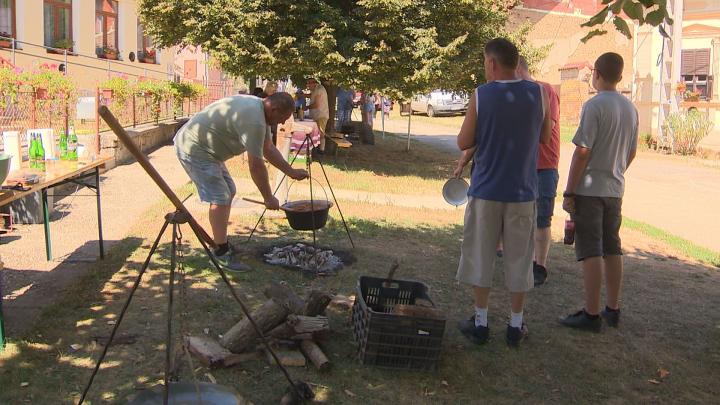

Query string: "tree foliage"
[[582, 0, 673, 43], [138, 0, 548, 97]]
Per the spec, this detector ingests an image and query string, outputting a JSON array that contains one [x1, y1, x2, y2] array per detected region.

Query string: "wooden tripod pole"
[[97, 106, 217, 249]]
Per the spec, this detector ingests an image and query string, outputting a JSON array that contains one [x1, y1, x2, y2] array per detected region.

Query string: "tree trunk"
[[323, 79, 337, 136]]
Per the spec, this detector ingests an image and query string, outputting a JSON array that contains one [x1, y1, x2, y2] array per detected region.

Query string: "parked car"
[[410, 90, 468, 117]]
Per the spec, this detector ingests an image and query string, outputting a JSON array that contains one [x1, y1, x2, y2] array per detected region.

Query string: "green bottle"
[[59, 128, 68, 160], [67, 126, 78, 161], [36, 134, 46, 171], [29, 133, 38, 168]]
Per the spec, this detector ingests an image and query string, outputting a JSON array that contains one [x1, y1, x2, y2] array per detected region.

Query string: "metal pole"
[[95, 88, 101, 155], [406, 107, 411, 152], [381, 97, 385, 139], [95, 167, 104, 259], [64, 50, 68, 75], [11, 38, 15, 65], [164, 223, 178, 405]]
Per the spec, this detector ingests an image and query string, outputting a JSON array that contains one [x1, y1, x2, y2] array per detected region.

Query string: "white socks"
[[474, 306, 488, 327], [510, 311, 524, 328], [475, 308, 524, 328]]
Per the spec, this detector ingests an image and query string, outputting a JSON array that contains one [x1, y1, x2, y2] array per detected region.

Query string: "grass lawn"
[[226, 132, 457, 197], [1, 132, 719, 404]]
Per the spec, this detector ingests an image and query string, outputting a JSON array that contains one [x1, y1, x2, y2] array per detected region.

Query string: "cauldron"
[[281, 199, 333, 230]]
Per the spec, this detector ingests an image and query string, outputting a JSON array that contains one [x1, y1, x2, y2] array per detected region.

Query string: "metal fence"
[[0, 81, 230, 156]]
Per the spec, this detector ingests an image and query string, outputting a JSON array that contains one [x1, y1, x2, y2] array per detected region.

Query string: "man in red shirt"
[[517, 57, 560, 286]]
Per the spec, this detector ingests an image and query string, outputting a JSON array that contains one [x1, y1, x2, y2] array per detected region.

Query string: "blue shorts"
[[536, 169, 559, 228], [176, 147, 236, 206]]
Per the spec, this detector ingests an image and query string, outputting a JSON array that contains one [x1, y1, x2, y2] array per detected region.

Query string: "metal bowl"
[[128, 382, 245, 404], [0, 153, 11, 185], [442, 178, 469, 206]]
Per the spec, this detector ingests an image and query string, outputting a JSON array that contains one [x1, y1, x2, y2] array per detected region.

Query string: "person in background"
[[264, 82, 277, 96], [559, 52, 638, 332], [455, 38, 551, 348], [252, 87, 265, 98], [362, 92, 375, 128], [336, 87, 355, 130], [174, 93, 308, 271], [382, 97, 391, 119], [305, 78, 330, 153], [295, 88, 306, 120], [516, 56, 561, 286]]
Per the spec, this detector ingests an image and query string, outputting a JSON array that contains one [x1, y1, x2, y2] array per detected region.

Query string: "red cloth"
[[538, 81, 560, 170]]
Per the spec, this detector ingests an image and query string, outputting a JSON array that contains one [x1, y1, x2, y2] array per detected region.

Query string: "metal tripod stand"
[[78, 213, 312, 404], [247, 132, 354, 248]]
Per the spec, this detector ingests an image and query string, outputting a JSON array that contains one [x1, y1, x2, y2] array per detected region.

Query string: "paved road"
[[379, 117, 720, 252]]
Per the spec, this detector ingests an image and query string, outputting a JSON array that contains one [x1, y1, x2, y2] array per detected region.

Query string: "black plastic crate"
[[352, 276, 446, 371]]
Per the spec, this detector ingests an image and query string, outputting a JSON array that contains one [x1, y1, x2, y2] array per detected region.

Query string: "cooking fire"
[[264, 243, 344, 275]]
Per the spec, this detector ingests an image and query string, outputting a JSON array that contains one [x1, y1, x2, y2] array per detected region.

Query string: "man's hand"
[[453, 162, 465, 178], [562, 196, 576, 215], [264, 195, 280, 210], [289, 168, 309, 180]]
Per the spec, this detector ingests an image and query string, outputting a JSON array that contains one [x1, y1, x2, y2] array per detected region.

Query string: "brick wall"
[[559, 80, 592, 124]]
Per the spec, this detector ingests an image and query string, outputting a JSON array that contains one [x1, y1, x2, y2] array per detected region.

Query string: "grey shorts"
[[176, 147, 236, 206], [456, 198, 536, 293], [574, 196, 623, 261]]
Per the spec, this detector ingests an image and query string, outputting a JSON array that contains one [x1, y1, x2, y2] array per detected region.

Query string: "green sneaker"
[[212, 251, 252, 273]]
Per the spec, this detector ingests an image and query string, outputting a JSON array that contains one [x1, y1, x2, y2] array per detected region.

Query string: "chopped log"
[[265, 348, 306, 367], [415, 298, 434, 307], [186, 335, 258, 368], [264, 281, 305, 314], [329, 294, 355, 311], [220, 299, 289, 353], [287, 315, 330, 334], [300, 340, 331, 371], [392, 304, 445, 319], [268, 322, 296, 340], [303, 290, 332, 316]]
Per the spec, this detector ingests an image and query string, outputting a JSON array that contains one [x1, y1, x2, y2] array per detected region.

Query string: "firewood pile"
[[185, 281, 335, 372]]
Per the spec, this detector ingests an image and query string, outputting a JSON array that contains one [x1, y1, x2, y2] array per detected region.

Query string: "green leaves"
[[613, 17, 632, 39], [138, 0, 542, 97], [581, 6, 609, 28], [581, 29, 609, 44], [581, 0, 672, 42], [623, 0, 645, 23]]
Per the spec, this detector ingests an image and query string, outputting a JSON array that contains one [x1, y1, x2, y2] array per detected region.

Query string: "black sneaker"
[[601, 307, 621, 327], [559, 309, 602, 333], [533, 263, 548, 286], [506, 323, 529, 347], [458, 316, 489, 345]]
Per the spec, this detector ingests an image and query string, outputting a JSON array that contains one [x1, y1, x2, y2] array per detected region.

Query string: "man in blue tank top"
[[456, 38, 552, 347]]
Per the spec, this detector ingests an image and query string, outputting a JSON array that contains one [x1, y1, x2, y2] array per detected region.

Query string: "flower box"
[[0, 39, 12, 49], [35, 88, 49, 100], [101, 51, 119, 60]]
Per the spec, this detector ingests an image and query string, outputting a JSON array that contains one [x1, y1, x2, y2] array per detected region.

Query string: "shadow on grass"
[[2, 217, 719, 404], [317, 134, 459, 181]]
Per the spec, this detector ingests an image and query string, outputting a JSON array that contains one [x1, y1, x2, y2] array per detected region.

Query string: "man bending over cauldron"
[[175, 92, 308, 271]]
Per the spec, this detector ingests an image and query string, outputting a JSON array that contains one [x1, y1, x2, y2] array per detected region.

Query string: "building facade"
[[0, 0, 176, 89]]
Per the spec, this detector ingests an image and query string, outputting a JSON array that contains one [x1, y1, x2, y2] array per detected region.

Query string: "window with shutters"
[[681, 49, 713, 99], [0, 0, 15, 43]]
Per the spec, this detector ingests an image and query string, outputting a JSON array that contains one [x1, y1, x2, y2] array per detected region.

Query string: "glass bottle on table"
[[67, 126, 78, 161], [58, 128, 68, 160], [36, 134, 46, 171], [29, 133, 38, 168]]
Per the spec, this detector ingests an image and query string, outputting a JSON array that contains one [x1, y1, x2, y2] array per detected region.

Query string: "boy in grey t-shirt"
[[560, 52, 638, 332]]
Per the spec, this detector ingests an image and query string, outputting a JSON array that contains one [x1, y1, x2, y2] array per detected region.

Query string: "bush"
[[136, 79, 171, 121], [169, 81, 207, 115], [100, 76, 135, 106], [665, 110, 714, 155]]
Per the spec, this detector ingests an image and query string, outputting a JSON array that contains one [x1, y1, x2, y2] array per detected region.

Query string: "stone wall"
[[79, 118, 188, 170]]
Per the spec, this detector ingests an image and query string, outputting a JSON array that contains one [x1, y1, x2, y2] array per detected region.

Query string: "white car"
[[410, 90, 468, 117]]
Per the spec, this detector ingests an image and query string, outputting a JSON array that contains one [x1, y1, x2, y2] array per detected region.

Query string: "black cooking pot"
[[281, 200, 334, 230]]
